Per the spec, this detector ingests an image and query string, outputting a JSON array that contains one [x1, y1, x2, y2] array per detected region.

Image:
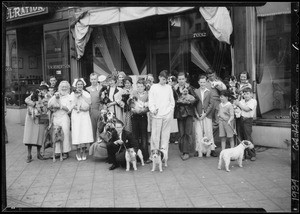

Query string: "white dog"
[[125, 148, 144, 171], [151, 148, 168, 172], [218, 140, 254, 172], [197, 137, 213, 157]]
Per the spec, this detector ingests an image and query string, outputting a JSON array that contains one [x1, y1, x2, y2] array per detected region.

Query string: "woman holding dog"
[[23, 84, 50, 163], [174, 72, 199, 161], [130, 78, 150, 163], [115, 76, 134, 132], [48, 80, 72, 159], [71, 78, 94, 161]]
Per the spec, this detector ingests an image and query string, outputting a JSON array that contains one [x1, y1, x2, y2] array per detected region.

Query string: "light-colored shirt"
[[148, 83, 175, 118], [218, 101, 234, 122], [200, 87, 209, 103], [240, 98, 257, 118], [109, 86, 116, 102]]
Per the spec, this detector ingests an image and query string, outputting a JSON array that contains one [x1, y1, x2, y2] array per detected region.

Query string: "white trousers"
[[194, 117, 216, 151], [151, 111, 173, 150]]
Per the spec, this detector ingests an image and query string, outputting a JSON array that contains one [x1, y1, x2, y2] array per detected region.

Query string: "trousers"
[[151, 111, 173, 150]]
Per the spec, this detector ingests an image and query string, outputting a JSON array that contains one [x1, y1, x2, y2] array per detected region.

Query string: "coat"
[[174, 84, 199, 119], [194, 88, 214, 119]]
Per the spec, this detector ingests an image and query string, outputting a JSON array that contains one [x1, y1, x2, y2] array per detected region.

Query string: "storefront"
[[4, 3, 294, 149], [4, 6, 79, 123]]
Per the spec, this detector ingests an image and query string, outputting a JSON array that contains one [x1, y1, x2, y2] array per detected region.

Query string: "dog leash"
[[228, 123, 242, 145]]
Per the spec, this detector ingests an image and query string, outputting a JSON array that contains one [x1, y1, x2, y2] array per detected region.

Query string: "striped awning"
[[256, 2, 291, 17]]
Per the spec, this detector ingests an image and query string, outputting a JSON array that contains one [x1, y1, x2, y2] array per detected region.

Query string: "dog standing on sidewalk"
[[218, 140, 254, 172], [52, 125, 64, 162], [151, 148, 168, 172], [125, 148, 144, 171]]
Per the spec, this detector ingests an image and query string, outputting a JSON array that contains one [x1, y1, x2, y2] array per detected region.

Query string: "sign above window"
[[6, 7, 48, 21]]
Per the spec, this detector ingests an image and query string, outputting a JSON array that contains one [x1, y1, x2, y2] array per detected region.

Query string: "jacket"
[[194, 88, 214, 119]]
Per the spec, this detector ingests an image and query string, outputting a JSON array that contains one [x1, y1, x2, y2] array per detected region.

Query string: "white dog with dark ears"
[[151, 148, 168, 172], [218, 140, 254, 172], [197, 137, 213, 157], [125, 148, 144, 171]]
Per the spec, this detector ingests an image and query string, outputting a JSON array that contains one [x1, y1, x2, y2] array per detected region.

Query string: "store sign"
[[47, 64, 70, 69], [6, 7, 48, 21]]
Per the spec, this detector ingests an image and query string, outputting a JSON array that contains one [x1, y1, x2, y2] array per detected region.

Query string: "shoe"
[[174, 141, 178, 144], [62, 153, 68, 160], [210, 150, 218, 157], [109, 164, 119, 170], [194, 151, 199, 157], [145, 159, 152, 164], [26, 155, 32, 163], [181, 154, 189, 161], [37, 154, 46, 160], [76, 154, 82, 161], [250, 157, 256, 161], [82, 154, 87, 161]]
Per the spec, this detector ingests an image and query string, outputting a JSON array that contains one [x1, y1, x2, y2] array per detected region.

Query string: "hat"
[[98, 75, 107, 82], [123, 76, 133, 84], [159, 70, 168, 79]]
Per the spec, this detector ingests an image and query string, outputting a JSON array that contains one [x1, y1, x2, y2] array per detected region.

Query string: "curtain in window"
[[255, 17, 266, 84]]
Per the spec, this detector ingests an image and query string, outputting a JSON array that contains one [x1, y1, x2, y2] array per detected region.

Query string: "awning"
[[71, 7, 195, 59], [256, 2, 291, 17]]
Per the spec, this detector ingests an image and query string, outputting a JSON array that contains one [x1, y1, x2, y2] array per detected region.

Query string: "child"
[[233, 87, 257, 161], [218, 90, 235, 151]]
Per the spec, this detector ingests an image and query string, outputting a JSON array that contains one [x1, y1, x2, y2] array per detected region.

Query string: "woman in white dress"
[[47, 80, 72, 159], [70, 78, 94, 161]]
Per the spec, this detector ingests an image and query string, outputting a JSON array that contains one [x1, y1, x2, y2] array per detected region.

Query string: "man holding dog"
[[106, 119, 138, 170]]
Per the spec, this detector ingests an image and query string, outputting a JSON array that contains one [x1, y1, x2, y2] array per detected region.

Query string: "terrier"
[[151, 148, 168, 172], [218, 140, 254, 172], [197, 137, 213, 157], [125, 148, 144, 171], [52, 125, 64, 162]]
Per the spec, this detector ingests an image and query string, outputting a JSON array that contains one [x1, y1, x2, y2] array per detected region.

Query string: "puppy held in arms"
[[151, 148, 168, 172], [125, 148, 144, 171], [218, 140, 254, 172], [52, 125, 64, 162], [197, 137, 213, 157]]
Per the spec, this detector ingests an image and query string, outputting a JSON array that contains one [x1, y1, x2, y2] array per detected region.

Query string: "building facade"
[[4, 3, 293, 148]]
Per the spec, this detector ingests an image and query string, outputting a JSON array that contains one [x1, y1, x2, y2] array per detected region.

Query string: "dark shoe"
[[194, 151, 199, 157], [37, 154, 46, 160], [210, 150, 218, 157], [109, 164, 119, 170], [62, 153, 68, 160], [181, 154, 189, 161], [250, 157, 256, 161], [26, 155, 32, 163], [145, 159, 152, 164]]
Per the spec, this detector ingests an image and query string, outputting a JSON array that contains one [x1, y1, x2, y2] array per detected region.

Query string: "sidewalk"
[[4, 120, 291, 211]]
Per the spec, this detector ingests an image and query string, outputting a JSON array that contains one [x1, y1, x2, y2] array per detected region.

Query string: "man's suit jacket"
[[109, 130, 138, 152], [194, 88, 214, 119]]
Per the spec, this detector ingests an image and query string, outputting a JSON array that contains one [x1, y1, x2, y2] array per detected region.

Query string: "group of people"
[[22, 68, 257, 170]]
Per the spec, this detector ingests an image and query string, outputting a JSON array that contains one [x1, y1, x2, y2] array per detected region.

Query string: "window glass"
[[256, 14, 291, 120]]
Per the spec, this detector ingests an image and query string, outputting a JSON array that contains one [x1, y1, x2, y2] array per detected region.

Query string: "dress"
[[23, 94, 47, 147], [71, 90, 94, 145], [48, 93, 72, 153], [115, 87, 133, 132], [86, 85, 102, 141]]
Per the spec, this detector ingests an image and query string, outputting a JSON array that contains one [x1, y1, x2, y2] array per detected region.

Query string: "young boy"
[[233, 87, 257, 161], [218, 90, 235, 151]]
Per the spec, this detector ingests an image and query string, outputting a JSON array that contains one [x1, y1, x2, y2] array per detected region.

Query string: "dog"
[[52, 125, 64, 162], [125, 148, 144, 171], [151, 148, 168, 172], [197, 137, 213, 157], [218, 140, 254, 172]]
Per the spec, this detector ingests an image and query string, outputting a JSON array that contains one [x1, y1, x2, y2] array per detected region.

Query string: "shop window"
[[5, 26, 43, 107], [44, 22, 70, 85], [256, 14, 291, 121]]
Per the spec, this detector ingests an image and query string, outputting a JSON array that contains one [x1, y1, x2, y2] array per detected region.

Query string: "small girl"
[[218, 90, 235, 151]]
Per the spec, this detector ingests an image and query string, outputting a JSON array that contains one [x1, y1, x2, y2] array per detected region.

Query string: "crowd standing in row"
[[22, 69, 257, 170]]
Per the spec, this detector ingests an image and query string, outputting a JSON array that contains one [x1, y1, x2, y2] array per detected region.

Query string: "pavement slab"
[[3, 120, 292, 211]]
